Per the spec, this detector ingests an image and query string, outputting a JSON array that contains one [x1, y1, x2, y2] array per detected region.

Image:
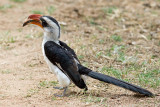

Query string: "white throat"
[[43, 31, 59, 45]]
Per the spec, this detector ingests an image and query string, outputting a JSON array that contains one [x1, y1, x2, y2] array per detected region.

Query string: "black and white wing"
[[59, 41, 80, 63], [44, 41, 86, 89]]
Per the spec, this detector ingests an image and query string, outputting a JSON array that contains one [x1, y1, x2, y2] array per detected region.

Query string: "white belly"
[[42, 41, 70, 87]]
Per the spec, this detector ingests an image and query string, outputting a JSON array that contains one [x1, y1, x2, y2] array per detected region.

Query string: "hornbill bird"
[[23, 14, 153, 97]]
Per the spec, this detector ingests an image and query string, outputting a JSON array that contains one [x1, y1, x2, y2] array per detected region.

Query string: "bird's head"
[[23, 14, 60, 39]]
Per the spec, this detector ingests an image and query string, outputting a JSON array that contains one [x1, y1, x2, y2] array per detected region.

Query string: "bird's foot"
[[54, 87, 68, 97], [54, 93, 65, 97], [53, 86, 64, 90]]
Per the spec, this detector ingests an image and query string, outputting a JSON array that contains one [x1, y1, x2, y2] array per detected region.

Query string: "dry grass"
[[0, 0, 159, 106]]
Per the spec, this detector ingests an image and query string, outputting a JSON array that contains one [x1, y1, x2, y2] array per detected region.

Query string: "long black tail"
[[78, 64, 154, 97]]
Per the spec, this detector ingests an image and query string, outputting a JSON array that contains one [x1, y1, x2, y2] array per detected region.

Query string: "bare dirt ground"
[[0, 0, 160, 107]]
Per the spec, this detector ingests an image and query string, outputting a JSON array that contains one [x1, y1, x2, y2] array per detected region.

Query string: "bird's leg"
[[54, 87, 68, 97]]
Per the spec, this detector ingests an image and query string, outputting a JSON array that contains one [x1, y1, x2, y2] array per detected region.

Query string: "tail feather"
[[78, 64, 154, 97]]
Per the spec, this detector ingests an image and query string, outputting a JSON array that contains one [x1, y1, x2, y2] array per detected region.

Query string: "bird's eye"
[[42, 20, 45, 23], [41, 20, 48, 27]]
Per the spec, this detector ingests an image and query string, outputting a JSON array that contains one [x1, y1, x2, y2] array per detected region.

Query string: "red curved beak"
[[23, 14, 43, 28]]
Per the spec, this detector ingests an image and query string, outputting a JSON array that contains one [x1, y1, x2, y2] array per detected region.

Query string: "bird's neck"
[[43, 31, 59, 44]]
